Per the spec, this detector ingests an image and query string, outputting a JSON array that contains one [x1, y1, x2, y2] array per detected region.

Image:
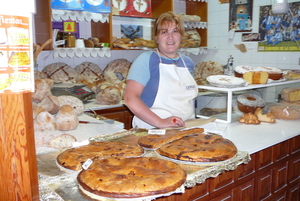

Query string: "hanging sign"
[[0, 14, 34, 93]]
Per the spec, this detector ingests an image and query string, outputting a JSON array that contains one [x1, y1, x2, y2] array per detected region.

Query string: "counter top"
[[215, 119, 300, 154]]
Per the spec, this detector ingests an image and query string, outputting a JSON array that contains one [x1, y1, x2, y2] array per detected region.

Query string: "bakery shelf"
[[197, 79, 300, 123]]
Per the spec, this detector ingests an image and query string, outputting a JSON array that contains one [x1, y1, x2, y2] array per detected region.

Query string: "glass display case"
[[196, 80, 300, 123]]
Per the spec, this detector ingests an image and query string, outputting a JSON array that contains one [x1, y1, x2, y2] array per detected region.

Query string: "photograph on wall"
[[121, 24, 143, 40], [229, 0, 253, 32], [242, 33, 260, 42], [258, 2, 300, 52]]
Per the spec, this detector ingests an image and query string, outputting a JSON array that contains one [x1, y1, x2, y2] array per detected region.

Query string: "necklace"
[[157, 48, 179, 66]]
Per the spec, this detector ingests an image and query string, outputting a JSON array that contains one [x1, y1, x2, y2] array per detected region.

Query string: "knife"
[[79, 121, 103, 124]]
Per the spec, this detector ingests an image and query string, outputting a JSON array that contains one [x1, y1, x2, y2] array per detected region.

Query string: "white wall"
[[36, 0, 300, 71]]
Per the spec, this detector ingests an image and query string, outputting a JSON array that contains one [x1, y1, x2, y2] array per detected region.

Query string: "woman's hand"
[[158, 116, 185, 128]]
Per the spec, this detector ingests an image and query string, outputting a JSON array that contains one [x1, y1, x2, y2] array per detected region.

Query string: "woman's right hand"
[[157, 116, 185, 128]]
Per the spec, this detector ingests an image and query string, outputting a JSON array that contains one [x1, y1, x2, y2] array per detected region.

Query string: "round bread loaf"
[[49, 134, 77, 149], [237, 93, 265, 113], [42, 62, 79, 83], [75, 62, 103, 83], [55, 105, 79, 131], [96, 86, 121, 105], [77, 157, 186, 198], [57, 95, 85, 116], [103, 59, 131, 84], [37, 95, 60, 114], [34, 111, 57, 131]]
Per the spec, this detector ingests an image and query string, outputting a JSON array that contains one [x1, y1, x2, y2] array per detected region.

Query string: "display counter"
[[37, 117, 300, 201]]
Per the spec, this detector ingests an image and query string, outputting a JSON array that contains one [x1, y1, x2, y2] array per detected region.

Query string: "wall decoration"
[[242, 33, 260, 42], [258, 2, 300, 52], [229, 0, 253, 32]]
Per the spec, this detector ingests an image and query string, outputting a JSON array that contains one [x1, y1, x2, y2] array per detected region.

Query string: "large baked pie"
[[77, 157, 186, 198], [56, 141, 144, 171], [138, 128, 204, 149], [157, 134, 237, 162]]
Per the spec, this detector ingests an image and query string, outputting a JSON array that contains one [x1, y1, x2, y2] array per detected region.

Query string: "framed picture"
[[229, 0, 253, 32]]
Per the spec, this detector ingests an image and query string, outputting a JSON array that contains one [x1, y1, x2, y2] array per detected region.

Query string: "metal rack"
[[197, 80, 300, 123]]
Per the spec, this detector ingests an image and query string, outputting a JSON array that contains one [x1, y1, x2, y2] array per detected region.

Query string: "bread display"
[[237, 93, 265, 113], [42, 62, 79, 83], [281, 87, 300, 102], [77, 157, 186, 199], [156, 133, 237, 162], [57, 95, 85, 116], [238, 112, 260, 124], [234, 65, 283, 80], [56, 141, 144, 171], [138, 128, 204, 149], [243, 71, 269, 84], [74, 62, 103, 83]]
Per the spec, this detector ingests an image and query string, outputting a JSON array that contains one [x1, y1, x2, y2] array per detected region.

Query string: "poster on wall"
[[258, 2, 300, 52], [0, 14, 34, 94], [229, 0, 253, 32]]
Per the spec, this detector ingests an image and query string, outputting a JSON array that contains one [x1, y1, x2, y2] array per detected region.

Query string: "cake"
[[56, 141, 144, 171], [77, 157, 186, 198], [138, 128, 204, 149], [234, 65, 283, 80], [237, 93, 265, 113], [156, 133, 237, 162], [243, 71, 269, 84], [281, 87, 300, 102]]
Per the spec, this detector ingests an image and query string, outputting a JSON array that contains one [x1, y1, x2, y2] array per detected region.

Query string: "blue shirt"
[[127, 50, 194, 108]]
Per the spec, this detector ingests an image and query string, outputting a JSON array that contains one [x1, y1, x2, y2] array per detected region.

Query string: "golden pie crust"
[[157, 134, 237, 162], [77, 157, 186, 198], [56, 141, 144, 171], [138, 128, 204, 149]]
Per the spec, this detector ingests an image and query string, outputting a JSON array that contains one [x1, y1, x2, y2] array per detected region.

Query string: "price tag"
[[82, 159, 93, 170], [148, 130, 166, 135]]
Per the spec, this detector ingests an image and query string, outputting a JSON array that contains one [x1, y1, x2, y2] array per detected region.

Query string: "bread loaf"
[[194, 61, 224, 82], [75, 62, 103, 83], [281, 87, 300, 102], [37, 95, 60, 114], [32, 79, 54, 102], [103, 59, 131, 84], [57, 95, 85, 116], [269, 103, 300, 120], [49, 134, 77, 149], [55, 105, 79, 131], [34, 111, 57, 131], [96, 86, 121, 105], [42, 62, 79, 83], [243, 71, 269, 84]]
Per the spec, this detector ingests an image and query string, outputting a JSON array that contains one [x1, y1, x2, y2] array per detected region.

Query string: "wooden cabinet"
[[155, 135, 300, 201], [89, 105, 134, 130], [34, 0, 207, 50]]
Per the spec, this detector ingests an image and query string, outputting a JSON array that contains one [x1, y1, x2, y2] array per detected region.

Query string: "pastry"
[[138, 128, 204, 149], [237, 93, 265, 113], [157, 134, 237, 162], [56, 141, 144, 171], [194, 61, 224, 82], [77, 157, 186, 198], [238, 112, 260, 124], [254, 108, 275, 123]]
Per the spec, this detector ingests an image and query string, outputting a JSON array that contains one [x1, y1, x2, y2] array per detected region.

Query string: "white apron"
[[133, 52, 198, 129]]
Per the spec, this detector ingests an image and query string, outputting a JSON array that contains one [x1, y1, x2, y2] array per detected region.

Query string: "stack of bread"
[[36, 59, 131, 105]]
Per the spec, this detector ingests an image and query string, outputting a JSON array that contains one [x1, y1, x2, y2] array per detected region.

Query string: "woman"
[[124, 11, 198, 129]]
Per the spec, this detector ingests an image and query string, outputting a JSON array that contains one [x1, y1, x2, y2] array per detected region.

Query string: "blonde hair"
[[153, 11, 184, 40]]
